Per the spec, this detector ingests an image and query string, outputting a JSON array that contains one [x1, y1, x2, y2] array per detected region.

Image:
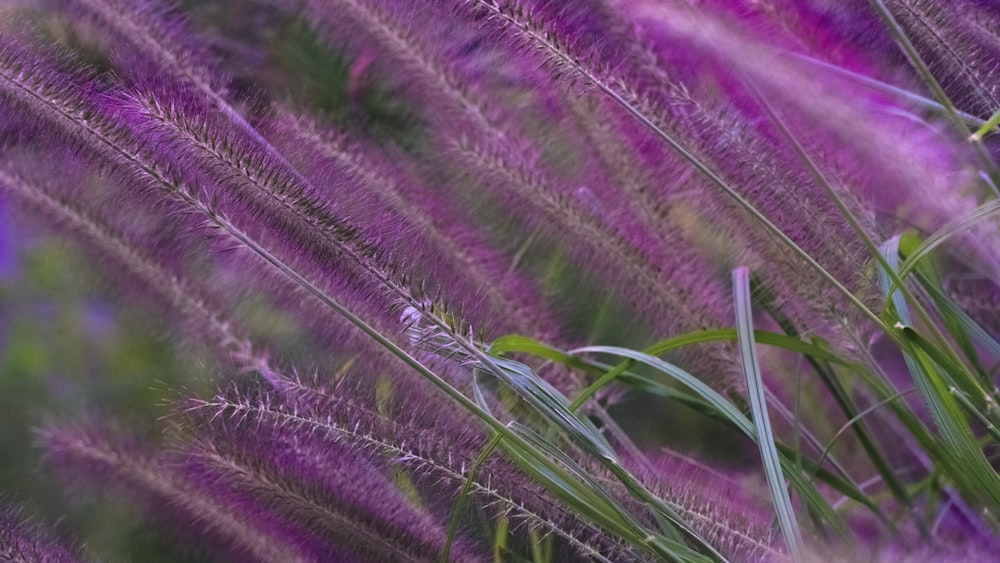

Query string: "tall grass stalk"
[[2, 1, 1000, 561]]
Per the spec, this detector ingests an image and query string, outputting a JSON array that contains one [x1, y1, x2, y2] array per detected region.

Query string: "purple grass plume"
[[0, 504, 83, 563], [3, 0, 1000, 561]]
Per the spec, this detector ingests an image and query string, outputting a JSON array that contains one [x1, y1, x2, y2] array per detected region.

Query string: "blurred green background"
[[0, 211, 215, 560]]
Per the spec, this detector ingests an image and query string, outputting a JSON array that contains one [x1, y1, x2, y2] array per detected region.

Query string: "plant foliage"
[[3, 0, 1000, 561]]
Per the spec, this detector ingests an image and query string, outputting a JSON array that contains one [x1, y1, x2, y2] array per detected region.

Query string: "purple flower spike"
[[41, 421, 327, 562], [6, 1, 1000, 561], [0, 505, 83, 563], [180, 405, 488, 562]]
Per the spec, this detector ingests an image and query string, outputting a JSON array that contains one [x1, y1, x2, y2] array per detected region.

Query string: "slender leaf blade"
[[732, 267, 804, 561]]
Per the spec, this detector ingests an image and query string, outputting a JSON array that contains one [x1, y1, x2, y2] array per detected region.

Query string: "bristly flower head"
[[0, 504, 83, 563], [4, 0, 1000, 561]]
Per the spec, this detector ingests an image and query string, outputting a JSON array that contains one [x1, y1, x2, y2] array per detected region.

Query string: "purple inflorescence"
[[2, 0, 1000, 561]]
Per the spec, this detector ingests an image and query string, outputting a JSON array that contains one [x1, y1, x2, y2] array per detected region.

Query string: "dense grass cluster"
[[2, 0, 1000, 561]]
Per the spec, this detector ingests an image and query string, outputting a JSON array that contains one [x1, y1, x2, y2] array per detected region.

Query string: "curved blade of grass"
[[951, 388, 1000, 443], [746, 79, 946, 520], [441, 433, 504, 563], [916, 272, 1000, 364], [492, 332, 888, 522], [733, 267, 804, 561], [900, 327, 1000, 510], [972, 106, 1000, 141], [895, 228, 1000, 366], [504, 423, 716, 563], [489, 335, 596, 372], [893, 200, 1000, 285], [493, 330, 853, 371], [811, 389, 917, 484], [570, 345, 849, 539], [486, 355, 615, 459], [492, 329, 858, 413], [881, 237, 991, 400], [538, 366, 881, 522], [494, 328, 903, 483], [495, 331, 876, 505], [879, 239, 1000, 512], [477, 355, 726, 557], [901, 243, 991, 379], [609, 367, 881, 519]]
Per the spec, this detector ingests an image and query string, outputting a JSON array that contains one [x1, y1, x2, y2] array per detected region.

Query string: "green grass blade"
[[493, 517, 509, 563], [879, 238, 1000, 513], [497, 329, 896, 507], [972, 106, 1000, 141], [908, 269, 991, 380], [894, 228, 1000, 367], [882, 237, 992, 399], [916, 272, 1000, 363], [894, 201, 1000, 285], [480, 352, 727, 557], [441, 433, 504, 563], [494, 330, 856, 372], [487, 355, 616, 459], [493, 329, 858, 413], [951, 388, 1000, 443], [811, 389, 916, 483], [733, 267, 805, 561], [493, 331, 893, 525], [590, 369, 875, 512], [900, 329, 1000, 510], [744, 81, 936, 518], [570, 345, 849, 539], [490, 335, 595, 371], [505, 423, 717, 563]]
